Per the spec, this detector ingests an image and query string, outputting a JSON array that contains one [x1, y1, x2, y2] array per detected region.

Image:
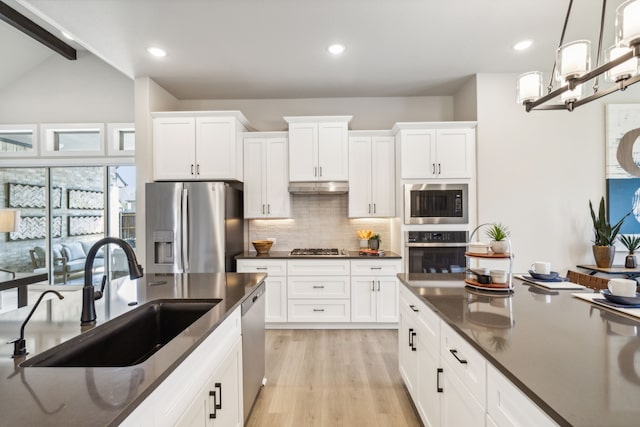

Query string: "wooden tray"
[[464, 278, 513, 292], [465, 252, 512, 259]]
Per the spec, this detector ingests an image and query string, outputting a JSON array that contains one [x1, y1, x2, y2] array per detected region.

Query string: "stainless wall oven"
[[405, 231, 468, 280], [404, 183, 468, 225]]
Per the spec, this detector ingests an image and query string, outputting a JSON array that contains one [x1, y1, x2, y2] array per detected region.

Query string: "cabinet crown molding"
[[392, 121, 477, 133], [150, 110, 253, 130]]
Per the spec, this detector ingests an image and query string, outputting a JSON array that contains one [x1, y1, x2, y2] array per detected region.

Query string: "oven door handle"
[[405, 242, 468, 248]]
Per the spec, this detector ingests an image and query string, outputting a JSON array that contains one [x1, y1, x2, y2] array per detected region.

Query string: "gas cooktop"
[[289, 248, 346, 256]]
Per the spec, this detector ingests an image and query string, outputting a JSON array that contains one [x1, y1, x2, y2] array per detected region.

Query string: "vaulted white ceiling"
[[2, 0, 628, 100]]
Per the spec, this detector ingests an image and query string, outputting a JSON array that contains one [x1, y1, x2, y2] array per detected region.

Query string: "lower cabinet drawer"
[[287, 299, 350, 322], [440, 321, 487, 407], [288, 276, 350, 299]]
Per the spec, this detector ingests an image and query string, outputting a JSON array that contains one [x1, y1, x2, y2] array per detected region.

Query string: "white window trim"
[[40, 123, 105, 157], [0, 124, 38, 157], [106, 123, 135, 156]]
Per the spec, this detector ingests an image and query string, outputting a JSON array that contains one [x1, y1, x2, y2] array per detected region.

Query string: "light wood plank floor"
[[246, 329, 422, 427]]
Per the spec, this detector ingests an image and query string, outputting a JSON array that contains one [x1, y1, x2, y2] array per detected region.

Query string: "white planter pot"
[[490, 240, 508, 254]]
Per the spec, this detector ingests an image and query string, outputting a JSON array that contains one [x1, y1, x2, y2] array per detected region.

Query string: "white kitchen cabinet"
[[285, 116, 351, 182], [487, 364, 557, 427], [152, 111, 250, 181], [348, 134, 395, 218], [243, 133, 290, 218], [176, 336, 243, 427], [399, 290, 420, 399], [394, 123, 476, 180], [237, 260, 287, 323], [350, 259, 401, 323], [440, 356, 485, 427], [121, 308, 242, 427], [287, 259, 350, 322]]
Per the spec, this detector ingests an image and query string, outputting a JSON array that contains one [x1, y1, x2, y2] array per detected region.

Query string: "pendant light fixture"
[[517, 0, 640, 112]]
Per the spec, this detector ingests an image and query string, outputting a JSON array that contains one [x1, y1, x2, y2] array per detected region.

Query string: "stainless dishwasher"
[[241, 281, 266, 422]]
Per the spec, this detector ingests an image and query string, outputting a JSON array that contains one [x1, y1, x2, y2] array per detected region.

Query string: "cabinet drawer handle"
[[368, 204, 372, 214], [191, 164, 195, 175], [432, 163, 436, 174], [215, 382, 222, 410], [409, 305, 419, 313], [197, 164, 200, 175], [370, 267, 382, 270], [208, 390, 217, 419], [449, 349, 468, 364], [319, 166, 323, 176], [267, 204, 271, 214], [314, 166, 317, 177], [377, 280, 380, 292], [256, 267, 268, 270], [437, 368, 444, 392], [438, 163, 441, 175], [411, 331, 417, 351], [262, 204, 265, 214], [313, 308, 325, 312], [408, 328, 414, 348], [312, 285, 325, 289], [373, 203, 376, 214], [371, 280, 375, 291]]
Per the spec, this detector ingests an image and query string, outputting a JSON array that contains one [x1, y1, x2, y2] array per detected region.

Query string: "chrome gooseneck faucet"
[[81, 237, 143, 325], [11, 290, 64, 358]]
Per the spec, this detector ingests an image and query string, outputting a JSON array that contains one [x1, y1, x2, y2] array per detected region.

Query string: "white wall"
[[0, 51, 133, 123], [134, 77, 179, 266], [453, 76, 478, 121], [179, 96, 454, 131], [475, 73, 640, 273]]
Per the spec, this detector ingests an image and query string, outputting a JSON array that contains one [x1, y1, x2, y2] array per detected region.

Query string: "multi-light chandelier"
[[517, 0, 640, 112]]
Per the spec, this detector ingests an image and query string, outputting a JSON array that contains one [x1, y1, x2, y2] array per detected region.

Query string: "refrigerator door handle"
[[181, 188, 189, 272]]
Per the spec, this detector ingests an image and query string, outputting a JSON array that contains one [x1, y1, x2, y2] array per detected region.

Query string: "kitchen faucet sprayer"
[[10, 290, 64, 358], [81, 237, 143, 325]]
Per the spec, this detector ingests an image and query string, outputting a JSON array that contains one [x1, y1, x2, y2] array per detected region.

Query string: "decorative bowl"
[[528, 270, 559, 281], [252, 240, 273, 254]]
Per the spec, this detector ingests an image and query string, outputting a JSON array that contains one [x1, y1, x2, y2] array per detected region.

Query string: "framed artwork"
[[8, 183, 62, 209], [68, 189, 104, 209], [68, 215, 103, 236], [605, 104, 640, 235], [9, 216, 62, 241]]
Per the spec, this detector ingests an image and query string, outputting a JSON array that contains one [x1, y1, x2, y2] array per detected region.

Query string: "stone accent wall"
[[248, 194, 392, 252]]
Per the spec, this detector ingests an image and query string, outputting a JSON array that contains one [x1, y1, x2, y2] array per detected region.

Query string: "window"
[[41, 123, 104, 156], [0, 125, 38, 156], [107, 123, 135, 156]]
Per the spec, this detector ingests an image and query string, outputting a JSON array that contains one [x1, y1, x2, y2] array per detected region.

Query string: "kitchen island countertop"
[[398, 273, 640, 427], [0, 272, 265, 426]]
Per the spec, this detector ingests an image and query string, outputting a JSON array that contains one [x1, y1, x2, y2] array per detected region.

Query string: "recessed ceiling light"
[[327, 44, 346, 55], [61, 31, 74, 41], [146, 47, 167, 57], [513, 40, 533, 51]]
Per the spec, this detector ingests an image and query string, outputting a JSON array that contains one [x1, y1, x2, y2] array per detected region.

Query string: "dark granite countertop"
[[398, 273, 640, 427], [0, 272, 265, 426], [236, 250, 402, 259]]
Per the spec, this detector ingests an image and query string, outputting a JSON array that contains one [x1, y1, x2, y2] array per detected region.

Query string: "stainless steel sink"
[[21, 299, 221, 367]]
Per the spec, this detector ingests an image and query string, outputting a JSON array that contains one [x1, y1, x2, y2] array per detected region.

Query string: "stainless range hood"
[[288, 181, 349, 194]]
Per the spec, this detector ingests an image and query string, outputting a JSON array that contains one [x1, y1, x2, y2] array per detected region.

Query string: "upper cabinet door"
[[153, 116, 197, 181], [348, 136, 373, 217], [371, 136, 395, 217], [400, 129, 436, 179], [243, 137, 266, 218], [265, 137, 290, 218], [317, 121, 349, 181], [435, 128, 474, 179], [288, 123, 318, 181], [196, 116, 238, 180]]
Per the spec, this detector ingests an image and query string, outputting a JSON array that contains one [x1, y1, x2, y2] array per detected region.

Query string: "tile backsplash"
[[248, 194, 392, 251]]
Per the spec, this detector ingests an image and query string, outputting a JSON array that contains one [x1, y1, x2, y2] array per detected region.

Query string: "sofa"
[[30, 241, 104, 284]]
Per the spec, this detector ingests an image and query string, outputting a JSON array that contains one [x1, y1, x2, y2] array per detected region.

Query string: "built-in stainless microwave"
[[404, 183, 468, 224]]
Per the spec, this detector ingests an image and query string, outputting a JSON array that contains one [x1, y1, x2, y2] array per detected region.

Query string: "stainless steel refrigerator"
[[145, 182, 243, 273]]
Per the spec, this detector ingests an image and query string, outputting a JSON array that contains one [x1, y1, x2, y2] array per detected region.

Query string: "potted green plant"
[[485, 223, 510, 254], [589, 197, 630, 268], [619, 234, 640, 268], [368, 234, 381, 250]]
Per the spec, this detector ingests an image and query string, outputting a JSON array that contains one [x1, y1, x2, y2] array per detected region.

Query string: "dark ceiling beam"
[[0, 1, 76, 60]]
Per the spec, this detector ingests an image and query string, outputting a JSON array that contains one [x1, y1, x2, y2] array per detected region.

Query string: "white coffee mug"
[[531, 261, 551, 275], [608, 278, 638, 297]]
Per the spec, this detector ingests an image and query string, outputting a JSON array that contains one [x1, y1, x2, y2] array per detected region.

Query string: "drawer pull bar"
[[409, 305, 419, 313], [256, 267, 268, 270], [370, 266, 382, 270], [208, 390, 217, 419], [437, 368, 444, 392], [449, 349, 468, 364], [371, 280, 375, 291], [214, 382, 222, 410], [312, 285, 325, 289], [313, 308, 325, 312], [408, 328, 414, 348], [377, 280, 380, 291]]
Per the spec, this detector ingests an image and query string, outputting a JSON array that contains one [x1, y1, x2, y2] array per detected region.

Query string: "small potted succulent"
[[368, 234, 381, 250], [619, 234, 640, 268], [485, 223, 510, 254]]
